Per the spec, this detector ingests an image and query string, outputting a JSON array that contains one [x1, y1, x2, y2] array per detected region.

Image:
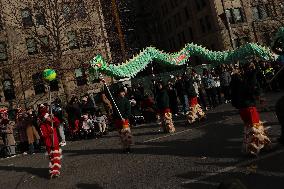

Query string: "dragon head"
[[90, 54, 108, 70], [272, 27, 284, 55]]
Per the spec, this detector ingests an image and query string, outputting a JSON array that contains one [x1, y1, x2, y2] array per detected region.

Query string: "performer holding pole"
[[231, 63, 271, 156], [39, 69, 62, 178], [100, 75, 133, 153]]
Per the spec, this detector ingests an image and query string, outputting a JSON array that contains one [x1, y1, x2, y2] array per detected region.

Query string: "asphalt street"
[[0, 92, 283, 189]]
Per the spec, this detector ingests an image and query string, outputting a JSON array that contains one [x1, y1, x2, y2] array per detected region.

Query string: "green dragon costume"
[[89, 27, 284, 79]]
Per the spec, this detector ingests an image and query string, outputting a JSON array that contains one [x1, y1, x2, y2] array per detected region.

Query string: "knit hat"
[[118, 87, 126, 93]]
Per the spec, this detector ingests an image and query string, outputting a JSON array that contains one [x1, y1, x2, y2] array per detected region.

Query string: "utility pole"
[[111, 0, 127, 61]]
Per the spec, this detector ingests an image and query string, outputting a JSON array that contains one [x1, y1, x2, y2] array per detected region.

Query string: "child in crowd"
[[94, 109, 108, 137], [80, 113, 94, 139], [0, 108, 16, 158]]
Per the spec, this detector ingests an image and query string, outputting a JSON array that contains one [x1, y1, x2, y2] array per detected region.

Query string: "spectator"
[[141, 94, 156, 123], [192, 69, 207, 109], [220, 67, 232, 104], [175, 75, 188, 114], [167, 81, 179, 116], [81, 95, 95, 116], [0, 108, 16, 158], [16, 108, 28, 155], [24, 110, 40, 154], [66, 96, 81, 139], [94, 109, 108, 136], [212, 70, 222, 105], [52, 98, 67, 147], [202, 69, 217, 108]]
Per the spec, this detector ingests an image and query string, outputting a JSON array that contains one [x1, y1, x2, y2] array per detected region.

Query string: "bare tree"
[[1, 0, 104, 100]]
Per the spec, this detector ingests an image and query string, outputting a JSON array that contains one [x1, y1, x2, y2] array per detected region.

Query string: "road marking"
[[182, 148, 284, 185], [143, 128, 193, 143], [190, 181, 220, 186], [132, 119, 187, 129], [143, 117, 233, 143]]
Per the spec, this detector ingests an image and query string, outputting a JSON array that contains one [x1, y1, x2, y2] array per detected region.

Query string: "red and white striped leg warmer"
[[49, 148, 62, 176]]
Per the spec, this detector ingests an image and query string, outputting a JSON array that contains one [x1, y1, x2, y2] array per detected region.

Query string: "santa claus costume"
[[38, 105, 62, 178], [155, 81, 175, 133], [183, 75, 206, 124], [231, 63, 271, 156]]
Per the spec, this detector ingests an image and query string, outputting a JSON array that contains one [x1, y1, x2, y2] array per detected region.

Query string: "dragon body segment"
[[90, 28, 284, 78]]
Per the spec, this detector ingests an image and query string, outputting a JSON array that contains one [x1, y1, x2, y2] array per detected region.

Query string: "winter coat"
[[113, 96, 131, 120], [66, 103, 81, 121], [39, 116, 60, 148], [23, 115, 40, 144], [1, 121, 16, 146], [156, 89, 170, 110], [220, 71, 231, 87], [184, 77, 197, 98], [81, 100, 96, 116], [52, 104, 64, 122], [231, 70, 260, 109], [175, 79, 185, 96], [16, 120, 28, 143], [202, 74, 215, 89]]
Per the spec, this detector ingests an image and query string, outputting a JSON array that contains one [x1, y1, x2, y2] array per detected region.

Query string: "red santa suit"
[[39, 107, 62, 178]]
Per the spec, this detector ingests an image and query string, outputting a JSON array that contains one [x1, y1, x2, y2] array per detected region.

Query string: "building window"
[[205, 15, 212, 31], [3, 72, 15, 101], [32, 73, 45, 95], [252, 5, 269, 20], [233, 8, 244, 23], [0, 42, 8, 61], [80, 29, 93, 48], [252, 6, 260, 20], [0, 15, 3, 30], [63, 3, 73, 20], [67, 31, 79, 49], [75, 0, 87, 19], [50, 79, 59, 91], [75, 68, 87, 86], [26, 38, 38, 55], [260, 5, 268, 19], [226, 8, 244, 24], [21, 8, 33, 27], [35, 8, 46, 26], [3, 80, 15, 101], [225, 9, 234, 24]]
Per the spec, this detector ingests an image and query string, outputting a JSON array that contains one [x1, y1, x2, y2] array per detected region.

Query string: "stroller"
[[79, 114, 95, 139]]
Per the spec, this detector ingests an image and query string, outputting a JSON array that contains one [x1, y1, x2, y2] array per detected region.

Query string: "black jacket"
[[184, 76, 197, 98], [113, 96, 131, 120], [231, 70, 260, 109], [156, 89, 170, 110]]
